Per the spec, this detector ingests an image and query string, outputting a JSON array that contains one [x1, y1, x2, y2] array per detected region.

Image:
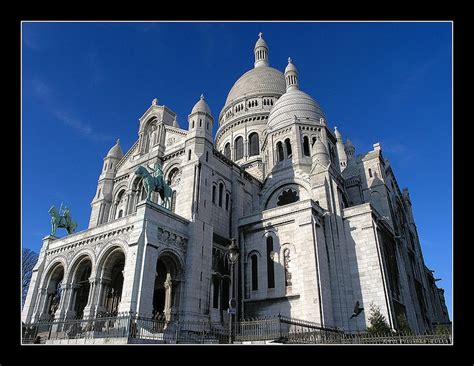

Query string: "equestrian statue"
[[48, 203, 78, 236], [134, 162, 173, 209]]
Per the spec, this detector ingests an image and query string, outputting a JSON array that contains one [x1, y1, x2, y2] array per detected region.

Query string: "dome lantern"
[[285, 57, 299, 91], [254, 32, 269, 68]]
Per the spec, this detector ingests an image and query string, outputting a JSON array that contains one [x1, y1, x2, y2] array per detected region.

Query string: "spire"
[[311, 138, 330, 168], [285, 57, 299, 91], [345, 138, 356, 164], [254, 32, 269, 68], [334, 127, 347, 172]]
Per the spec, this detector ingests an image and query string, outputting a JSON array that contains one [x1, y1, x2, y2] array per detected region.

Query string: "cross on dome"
[[258, 32, 263, 38]]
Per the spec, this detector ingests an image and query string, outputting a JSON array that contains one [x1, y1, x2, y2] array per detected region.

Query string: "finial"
[[258, 32, 263, 38], [116, 138, 120, 145], [200, 94, 204, 100], [288, 57, 292, 64], [152, 98, 158, 105], [294, 115, 298, 121]]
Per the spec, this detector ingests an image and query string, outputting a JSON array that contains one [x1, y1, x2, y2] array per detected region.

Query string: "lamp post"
[[228, 238, 240, 344]]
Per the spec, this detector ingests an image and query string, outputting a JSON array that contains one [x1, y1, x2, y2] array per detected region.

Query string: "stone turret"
[[88, 139, 123, 228]]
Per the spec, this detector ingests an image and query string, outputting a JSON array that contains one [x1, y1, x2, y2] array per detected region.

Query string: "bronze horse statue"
[[48, 205, 77, 236], [134, 165, 173, 209]]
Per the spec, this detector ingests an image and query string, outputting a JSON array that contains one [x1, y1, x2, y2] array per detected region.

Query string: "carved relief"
[[157, 227, 187, 251]]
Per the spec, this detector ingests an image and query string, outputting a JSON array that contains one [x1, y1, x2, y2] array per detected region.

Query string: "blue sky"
[[22, 21, 452, 317]]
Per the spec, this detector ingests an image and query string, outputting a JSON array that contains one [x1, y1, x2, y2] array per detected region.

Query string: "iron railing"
[[22, 313, 452, 345]]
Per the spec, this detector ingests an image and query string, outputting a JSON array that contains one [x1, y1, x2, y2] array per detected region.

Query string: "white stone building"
[[22, 33, 449, 335]]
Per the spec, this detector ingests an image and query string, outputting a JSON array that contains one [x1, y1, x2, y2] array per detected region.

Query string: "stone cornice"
[[45, 223, 134, 257]]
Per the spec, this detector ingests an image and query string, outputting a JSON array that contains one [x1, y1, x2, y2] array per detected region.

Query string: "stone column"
[[64, 284, 80, 318], [82, 279, 96, 318], [32, 288, 47, 322], [55, 282, 68, 319], [164, 274, 173, 321], [94, 277, 110, 314]]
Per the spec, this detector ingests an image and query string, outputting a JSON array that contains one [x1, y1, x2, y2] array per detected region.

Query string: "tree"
[[365, 303, 392, 335], [22, 248, 39, 306], [396, 313, 412, 334]]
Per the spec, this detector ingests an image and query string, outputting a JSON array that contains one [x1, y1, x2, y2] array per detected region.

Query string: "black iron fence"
[[22, 313, 452, 345]]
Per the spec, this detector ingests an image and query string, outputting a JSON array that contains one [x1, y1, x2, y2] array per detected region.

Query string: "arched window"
[[277, 142, 284, 162], [303, 136, 310, 156], [191, 120, 195, 129], [167, 167, 180, 186], [251, 255, 258, 291], [118, 210, 123, 218], [207, 121, 209, 130], [285, 138, 292, 158], [248, 132, 259, 157], [266, 236, 275, 289], [188, 150, 192, 161], [224, 143, 231, 159], [212, 185, 216, 204], [312, 136, 317, 146], [225, 192, 230, 210], [206, 151, 209, 162], [277, 189, 299, 206], [369, 168, 373, 178], [97, 188, 101, 198], [234, 136, 244, 161], [219, 183, 224, 207], [284, 249, 292, 287]]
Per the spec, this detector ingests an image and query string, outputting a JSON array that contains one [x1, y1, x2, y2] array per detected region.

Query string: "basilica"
[[22, 33, 449, 337]]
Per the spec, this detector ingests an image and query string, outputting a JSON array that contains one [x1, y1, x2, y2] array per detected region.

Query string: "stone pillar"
[[164, 274, 172, 321], [32, 288, 47, 322], [93, 277, 109, 314], [82, 278, 96, 318], [64, 284, 80, 318]]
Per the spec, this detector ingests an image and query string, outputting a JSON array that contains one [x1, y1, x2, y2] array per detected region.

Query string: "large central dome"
[[224, 66, 286, 105]]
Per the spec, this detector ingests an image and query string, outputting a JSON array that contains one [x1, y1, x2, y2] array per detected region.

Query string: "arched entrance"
[[152, 253, 182, 321], [97, 248, 125, 316], [70, 257, 92, 318], [41, 263, 64, 319], [131, 176, 148, 213]]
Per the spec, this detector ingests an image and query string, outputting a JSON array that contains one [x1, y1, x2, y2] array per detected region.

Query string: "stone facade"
[[22, 33, 450, 336]]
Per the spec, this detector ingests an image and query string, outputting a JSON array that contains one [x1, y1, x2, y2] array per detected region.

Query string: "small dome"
[[334, 126, 342, 140], [107, 139, 123, 159], [191, 94, 212, 115], [312, 139, 330, 167], [267, 89, 326, 130], [285, 57, 298, 74]]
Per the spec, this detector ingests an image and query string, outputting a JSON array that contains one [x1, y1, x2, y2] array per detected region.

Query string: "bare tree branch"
[[22, 248, 39, 306]]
